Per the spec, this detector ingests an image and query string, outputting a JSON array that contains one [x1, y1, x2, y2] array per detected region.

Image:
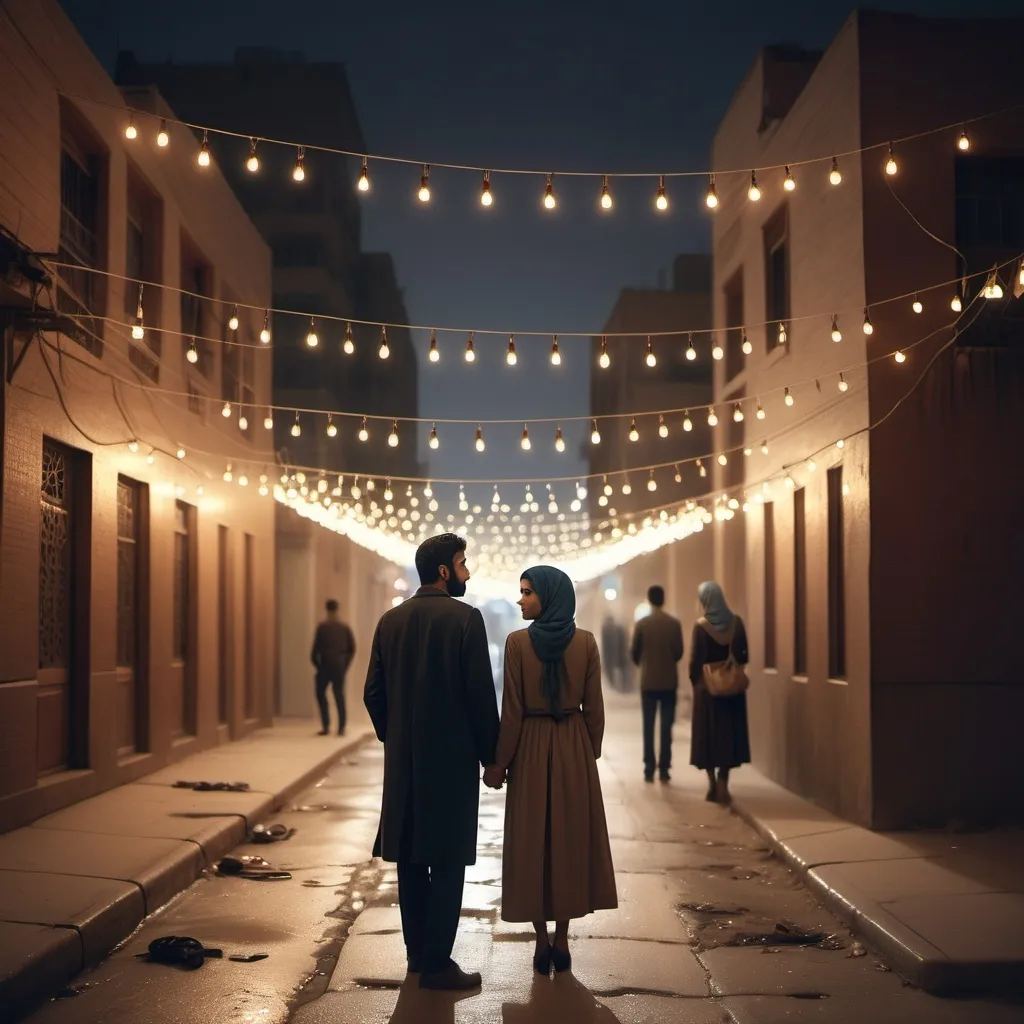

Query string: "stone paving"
[[16, 697, 1024, 1024]]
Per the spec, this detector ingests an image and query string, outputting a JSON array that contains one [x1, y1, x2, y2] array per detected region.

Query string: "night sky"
[[61, 0, 1023, 496]]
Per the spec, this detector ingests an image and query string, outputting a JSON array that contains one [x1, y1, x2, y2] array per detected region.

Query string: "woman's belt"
[[523, 707, 581, 718]]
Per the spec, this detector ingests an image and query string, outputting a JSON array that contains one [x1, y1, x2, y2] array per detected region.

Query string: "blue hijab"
[[523, 565, 577, 721], [698, 581, 735, 633]]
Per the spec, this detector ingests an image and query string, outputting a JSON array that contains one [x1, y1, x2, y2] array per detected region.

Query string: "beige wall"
[[0, 0, 276, 832]]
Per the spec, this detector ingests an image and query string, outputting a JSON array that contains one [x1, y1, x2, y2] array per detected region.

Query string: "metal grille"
[[116, 479, 138, 668], [39, 441, 71, 669], [58, 150, 103, 358]]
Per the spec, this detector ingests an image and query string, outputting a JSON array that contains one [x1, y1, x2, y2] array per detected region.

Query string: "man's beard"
[[446, 574, 467, 598]]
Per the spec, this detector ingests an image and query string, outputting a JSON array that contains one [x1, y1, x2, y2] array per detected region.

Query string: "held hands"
[[482, 764, 506, 790]]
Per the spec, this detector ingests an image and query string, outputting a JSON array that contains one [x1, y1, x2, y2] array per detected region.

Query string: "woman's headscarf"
[[698, 581, 735, 633], [523, 565, 577, 721]]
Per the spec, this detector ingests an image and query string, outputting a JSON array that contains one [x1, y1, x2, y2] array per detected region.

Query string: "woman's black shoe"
[[533, 944, 552, 974], [550, 945, 572, 973]]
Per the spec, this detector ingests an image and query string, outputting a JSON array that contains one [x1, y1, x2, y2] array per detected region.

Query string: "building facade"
[[711, 12, 1024, 828], [0, 0, 280, 832]]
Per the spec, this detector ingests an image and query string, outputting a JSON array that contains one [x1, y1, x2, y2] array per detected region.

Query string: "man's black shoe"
[[644, 773, 654, 783], [419, 961, 482, 990], [659, 771, 671, 782]]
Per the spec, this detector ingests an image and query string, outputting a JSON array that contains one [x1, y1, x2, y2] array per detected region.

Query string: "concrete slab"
[[568, 937, 710, 997], [600, 994, 730, 1024], [783, 828, 924, 872], [0, 870, 143, 965], [0, 922, 82, 1019], [0, 828, 202, 914], [812, 857, 996, 904]]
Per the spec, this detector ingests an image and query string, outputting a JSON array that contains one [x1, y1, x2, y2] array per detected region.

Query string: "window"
[[116, 476, 148, 755], [793, 487, 807, 676], [723, 268, 745, 381], [172, 501, 191, 662], [40, 441, 73, 674], [827, 467, 846, 680], [125, 169, 163, 362], [763, 205, 789, 351], [763, 502, 776, 668], [116, 478, 140, 669], [180, 233, 213, 376], [171, 500, 197, 737]]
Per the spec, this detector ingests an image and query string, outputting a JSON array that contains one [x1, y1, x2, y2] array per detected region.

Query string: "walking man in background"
[[364, 534, 500, 991], [631, 585, 684, 782], [311, 599, 356, 736]]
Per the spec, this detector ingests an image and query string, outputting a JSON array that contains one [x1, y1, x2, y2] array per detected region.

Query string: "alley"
[[20, 695, 1021, 1024]]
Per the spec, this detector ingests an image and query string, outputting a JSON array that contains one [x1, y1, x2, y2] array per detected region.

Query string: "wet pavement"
[[19, 695, 1024, 1024]]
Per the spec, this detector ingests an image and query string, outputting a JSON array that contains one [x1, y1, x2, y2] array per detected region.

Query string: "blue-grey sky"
[[62, 0, 1023, 497]]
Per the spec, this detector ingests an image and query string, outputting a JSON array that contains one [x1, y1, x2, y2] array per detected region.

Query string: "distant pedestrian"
[[600, 615, 628, 692], [311, 599, 356, 736], [630, 586, 684, 782], [364, 534, 500, 991], [689, 581, 750, 805]]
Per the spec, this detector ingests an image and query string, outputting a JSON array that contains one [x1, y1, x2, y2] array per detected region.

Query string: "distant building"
[[710, 11, 1024, 828], [115, 49, 420, 482]]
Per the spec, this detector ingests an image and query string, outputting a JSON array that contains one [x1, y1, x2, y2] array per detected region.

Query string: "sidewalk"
[[728, 764, 1024, 994], [0, 720, 373, 1020]]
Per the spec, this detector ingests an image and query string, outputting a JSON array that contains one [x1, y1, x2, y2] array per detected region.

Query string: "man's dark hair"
[[415, 533, 467, 585], [325, 599, 339, 613], [647, 585, 665, 607]]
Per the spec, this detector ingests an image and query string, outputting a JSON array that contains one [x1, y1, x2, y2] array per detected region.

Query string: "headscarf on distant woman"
[[522, 565, 576, 721], [698, 581, 735, 635]]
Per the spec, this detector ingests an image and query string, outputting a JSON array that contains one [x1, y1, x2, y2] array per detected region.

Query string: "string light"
[[465, 332, 476, 363], [951, 291, 963, 312], [555, 425, 565, 452], [358, 158, 370, 192], [894, 349, 906, 363], [157, 119, 169, 148], [197, 129, 211, 167], [379, 326, 390, 359], [598, 336, 610, 369], [705, 174, 718, 209], [831, 315, 842, 343], [475, 425, 486, 452], [521, 425, 532, 451], [124, 112, 137, 140], [291, 413, 302, 437], [628, 418, 639, 443], [712, 338, 724, 360], [131, 285, 145, 340], [838, 373, 849, 392], [957, 129, 970, 152], [127, 439, 139, 453], [264, 410, 274, 429], [176, 446, 186, 460], [912, 294, 923, 314], [655, 175, 668, 211], [428, 329, 440, 362], [682, 412, 693, 432], [292, 147, 306, 181], [741, 331, 752, 355], [590, 420, 601, 445], [829, 157, 842, 185], [707, 407, 719, 427], [761, 440, 769, 455], [685, 333, 697, 361], [674, 464, 682, 483], [697, 459, 706, 479], [326, 414, 337, 437], [246, 138, 260, 173], [223, 464, 233, 482], [756, 400, 766, 420], [783, 166, 796, 191], [221, 401, 232, 418], [260, 313, 271, 343], [228, 305, 239, 332], [418, 164, 431, 203], [480, 170, 493, 207], [550, 335, 561, 366], [543, 173, 556, 210], [778, 322, 787, 346], [340, 322, 353, 355], [647, 471, 658, 492], [388, 420, 400, 447], [658, 414, 668, 438], [305, 318, 319, 348], [733, 403, 744, 423], [862, 308, 874, 335], [238, 409, 248, 431], [621, 477, 632, 495], [748, 170, 761, 202], [784, 387, 795, 407], [982, 268, 1003, 299], [645, 337, 656, 368], [717, 453, 728, 466], [358, 417, 369, 442], [429, 423, 439, 449], [600, 175, 613, 211], [885, 144, 898, 176], [507, 335, 518, 366]]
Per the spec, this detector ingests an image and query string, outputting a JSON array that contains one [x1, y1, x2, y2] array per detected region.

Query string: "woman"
[[689, 581, 750, 805], [493, 565, 617, 975]]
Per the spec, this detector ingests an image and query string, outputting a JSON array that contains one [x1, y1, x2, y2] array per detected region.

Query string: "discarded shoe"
[[217, 856, 291, 880], [173, 780, 251, 792], [136, 936, 222, 970], [249, 823, 296, 844]]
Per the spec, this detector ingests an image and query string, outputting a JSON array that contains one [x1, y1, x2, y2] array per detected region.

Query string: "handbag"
[[699, 618, 749, 697]]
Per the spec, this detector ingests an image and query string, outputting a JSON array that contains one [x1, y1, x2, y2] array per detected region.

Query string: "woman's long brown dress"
[[495, 628, 618, 922]]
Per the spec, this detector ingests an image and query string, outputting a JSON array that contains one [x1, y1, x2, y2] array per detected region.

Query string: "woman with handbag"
[[689, 581, 751, 805]]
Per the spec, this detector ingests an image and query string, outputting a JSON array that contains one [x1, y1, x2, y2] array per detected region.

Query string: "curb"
[[2, 730, 374, 1023]]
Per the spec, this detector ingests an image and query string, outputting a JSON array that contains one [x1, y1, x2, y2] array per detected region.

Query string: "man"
[[364, 534, 500, 991], [630, 585, 684, 783], [310, 599, 356, 736], [601, 614, 629, 692]]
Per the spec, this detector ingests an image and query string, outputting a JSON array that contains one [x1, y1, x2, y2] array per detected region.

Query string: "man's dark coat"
[[364, 586, 499, 865]]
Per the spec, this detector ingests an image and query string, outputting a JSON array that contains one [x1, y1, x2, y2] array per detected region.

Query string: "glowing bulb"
[[388, 421, 399, 447], [645, 338, 656, 367], [221, 401, 231, 418], [379, 327, 390, 359], [628, 419, 639, 443], [648, 473, 658, 492], [428, 330, 440, 362], [838, 373, 849, 392], [358, 417, 369, 442], [784, 387, 794, 407], [326, 416, 337, 437], [590, 420, 601, 445], [260, 314, 271, 343], [228, 306, 239, 332], [829, 157, 842, 185], [658, 415, 668, 438], [756, 402, 766, 420], [707, 408, 718, 427], [521, 426, 532, 451], [741, 333, 752, 355], [543, 173, 556, 210], [598, 337, 610, 369], [124, 114, 137, 140], [748, 170, 761, 202], [778, 322, 787, 346], [555, 426, 565, 452], [475, 426, 485, 452], [358, 158, 370, 192], [983, 270, 1003, 299], [885, 145, 897, 176], [831, 316, 842, 343], [712, 342, 724, 360], [951, 292, 962, 312], [223, 465, 233, 483], [717, 454, 728, 467], [291, 415, 301, 438], [246, 139, 259, 173], [418, 164, 431, 203], [600, 175, 613, 210], [733, 403, 744, 423], [304, 318, 319, 348], [465, 333, 476, 362], [550, 336, 561, 365], [264, 412, 274, 429], [912, 296, 923, 314], [862, 309, 873, 335], [238, 413, 248, 431], [507, 336, 517, 366], [683, 413, 693, 432], [157, 120, 169, 148], [785, 474, 795, 489], [705, 175, 719, 209], [807, 460, 817, 473], [127, 439, 139, 453], [697, 460, 706, 479], [429, 424, 439, 450], [836, 439, 845, 449], [894, 349, 906, 363], [176, 446, 186, 460], [132, 319, 144, 340], [783, 166, 796, 191], [293, 148, 306, 181], [655, 175, 668, 211], [197, 130, 211, 168], [480, 170, 493, 207], [622, 480, 632, 495], [957, 130, 970, 152], [685, 334, 697, 361]]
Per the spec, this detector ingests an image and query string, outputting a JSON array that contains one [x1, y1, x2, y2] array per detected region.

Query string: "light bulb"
[[238, 413, 248, 431], [628, 419, 639, 443], [655, 175, 668, 211], [756, 402, 766, 420], [697, 460, 706, 479], [465, 333, 476, 362], [808, 460, 817, 473], [197, 130, 211, 167], [829, 157, 842, 185], [741, 333, 752, 355], [429, 424, 439, 450], [543, 173, 556, 210], [132, 319, 144, 340], [748, 170, 761, 202], [157, 120, 169, 148], [221, 401, 231, 418], [658, 415, 668, 438], [358, 158, 370, 192], [600, 175, 613, 210], [778, 322, 787, 345], [379, 327, 390, 359], [718, 454, 728, 467], [176, 446, 186, 460], [260, 314, 271, 343], [733, 403, 744, 423], [428, 330, 440, 362], [648, 473, 657, 492], [550, 336, 561, 365], [223, 465, 233, 482], [951, 292, 962, 312], [555, 427, 565, 452], [705, 175, 719, 209], [674, 465, 682, 483], [521, 426, 532, 451], [598, 336, 610, 369], [480, 170, 492, 206], [238, 475, 248, 487], [291, 415, 301, 438], [894, 349, 906, 363], [326, 416, 337, 437], [246, 139, 259, 173], [831, 316, 842, 343], [685, 335, 697, 361], [125, 115, 137, 140], [712, 342, 724, 360], [983, 270, 1003, 299], [506, 336, 517, 366], [783, 166, 796, 191], [645, 338, 656, 367], [306, 318, 319, 348], [622, 480, 632, 495], [358, 417, 369, 442], [683, 413, 693, 432], [838, 373, 849, 392], [707, 408, 718, 427], [590, 420, 601, 445], [418, 164, 431, 203], [761, 441, 769, 456], [957, 130, 970, 152], [912, 296, 923, 314], [862, 308, 873, 335], [127, 439, 139, 453], [264, 412, 274, 429], [388, 421, 399, 447], [228, 306, 239, 332], [784, 388, 794, 407], [885, 144, 897, 176], [342, 322, 354, 355], [785, 474, 795, 488], [293, 148, 306, 181], [475, 426, 485, 452]]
